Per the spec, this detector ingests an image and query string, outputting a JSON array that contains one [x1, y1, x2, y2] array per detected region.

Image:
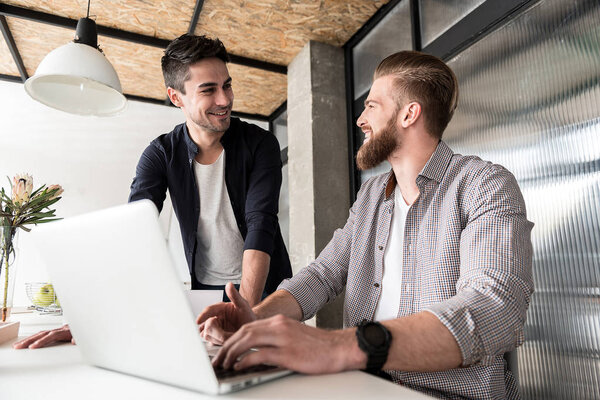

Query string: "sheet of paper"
[[186, 290, 223, 317]]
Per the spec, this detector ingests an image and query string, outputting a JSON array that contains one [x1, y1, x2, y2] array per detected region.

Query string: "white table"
[[0, 311, 433, 399]]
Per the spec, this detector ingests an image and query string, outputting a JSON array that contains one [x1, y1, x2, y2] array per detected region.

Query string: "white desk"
[[0, 312, 432, 399]]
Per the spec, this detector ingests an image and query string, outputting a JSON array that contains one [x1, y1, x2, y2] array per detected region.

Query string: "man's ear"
[[167, 87, 183, 108], [400, 102, 422, 128]]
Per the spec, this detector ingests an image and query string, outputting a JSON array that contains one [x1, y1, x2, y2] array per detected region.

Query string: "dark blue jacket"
[[129, 118, 292, 293]]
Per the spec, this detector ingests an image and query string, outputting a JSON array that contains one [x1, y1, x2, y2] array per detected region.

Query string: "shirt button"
[[374, 283, 380, 288], [378, 245, 383, 250]]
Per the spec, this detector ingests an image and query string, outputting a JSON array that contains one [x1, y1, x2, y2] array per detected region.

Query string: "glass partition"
[[419, 0, 485, 46], [444, 0, 600, 398]]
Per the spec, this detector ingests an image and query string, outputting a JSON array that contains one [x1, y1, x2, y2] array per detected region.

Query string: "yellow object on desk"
[[0, 321, 19, 344]]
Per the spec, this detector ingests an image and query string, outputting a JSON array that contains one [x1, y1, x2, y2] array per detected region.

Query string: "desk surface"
[[1, 312, 432, 399]]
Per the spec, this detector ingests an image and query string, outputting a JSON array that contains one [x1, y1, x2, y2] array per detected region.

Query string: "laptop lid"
[[31, 200, 221, 394]]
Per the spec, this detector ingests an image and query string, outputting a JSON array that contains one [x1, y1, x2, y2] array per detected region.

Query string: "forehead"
[[367, 75, 396, 104], [186, 57, 230, 84]]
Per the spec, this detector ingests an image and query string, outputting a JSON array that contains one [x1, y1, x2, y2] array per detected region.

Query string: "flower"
[[1, 174, 63, 321], [11, 174, 33, 205], [46, 184, 64, 200]]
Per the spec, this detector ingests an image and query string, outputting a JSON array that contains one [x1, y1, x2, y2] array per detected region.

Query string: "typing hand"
[[197, 282, 257, 345], [13, 324, 75, 349], [211, 315, 362, 374]]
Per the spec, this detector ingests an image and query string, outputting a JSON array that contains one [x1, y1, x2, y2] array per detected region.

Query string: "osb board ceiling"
[[2, 0, 194, 39], [6, 17, 74, 77], [97, 36, 166, 99], [0, 35, 19, 76], [195, 0, 388, 66], [228, 63, 287, 116]]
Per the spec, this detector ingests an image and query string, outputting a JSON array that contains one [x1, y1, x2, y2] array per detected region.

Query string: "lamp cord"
[[86, 0, 90, 18]]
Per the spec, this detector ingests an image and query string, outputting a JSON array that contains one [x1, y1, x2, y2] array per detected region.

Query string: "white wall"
[[0, 80, 186, 306]]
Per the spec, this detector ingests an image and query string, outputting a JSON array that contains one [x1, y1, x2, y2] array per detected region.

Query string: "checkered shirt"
[[279, 141, 534, 400]]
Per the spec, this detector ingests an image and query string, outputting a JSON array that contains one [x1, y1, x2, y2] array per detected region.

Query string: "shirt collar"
[[383, 140, 454, 199], [418, 140, 454, 184]]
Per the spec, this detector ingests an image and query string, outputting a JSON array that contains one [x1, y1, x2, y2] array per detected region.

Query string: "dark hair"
[[374, 51, 459, 139], [161, 34, 229, 94]]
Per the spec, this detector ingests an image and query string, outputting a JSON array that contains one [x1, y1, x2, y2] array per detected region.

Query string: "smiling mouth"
[[208, 108, 231, 117], [362, 130, 372, 142]]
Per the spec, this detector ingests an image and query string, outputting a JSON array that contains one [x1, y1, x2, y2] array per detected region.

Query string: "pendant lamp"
[[24, 1, 126, 116]]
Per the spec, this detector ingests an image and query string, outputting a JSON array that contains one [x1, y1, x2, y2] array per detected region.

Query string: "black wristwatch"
[[355, 319, 392, 372]]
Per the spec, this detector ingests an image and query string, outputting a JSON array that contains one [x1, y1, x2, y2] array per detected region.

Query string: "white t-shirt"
[[374, 185, 410, 321], [193, 150, 244, 285]]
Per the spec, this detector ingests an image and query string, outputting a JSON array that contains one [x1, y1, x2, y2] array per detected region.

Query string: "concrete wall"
[[287, 41, 350, 329]]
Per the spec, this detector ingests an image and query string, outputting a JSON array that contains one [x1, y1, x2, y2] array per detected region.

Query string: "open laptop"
[[30, 200, 292, 394]]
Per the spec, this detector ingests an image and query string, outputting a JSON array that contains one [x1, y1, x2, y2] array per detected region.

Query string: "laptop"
[[30, 200, 292, 394]]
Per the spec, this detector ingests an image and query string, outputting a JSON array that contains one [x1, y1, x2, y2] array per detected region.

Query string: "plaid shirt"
[[279, 141, 534, 399]]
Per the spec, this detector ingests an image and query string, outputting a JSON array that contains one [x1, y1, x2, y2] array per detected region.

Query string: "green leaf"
[[28, 211, 57, 218], [29, 218, 62, 225], [29, 185, 46, 198]]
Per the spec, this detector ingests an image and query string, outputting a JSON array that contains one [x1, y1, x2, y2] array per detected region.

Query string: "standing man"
[[14, 34, 291, 349], [129, 34, 291, 305], [199, 51, 534, 400]]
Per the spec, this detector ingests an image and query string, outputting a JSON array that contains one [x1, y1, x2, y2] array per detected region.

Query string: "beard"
[[192, 111, 231, 134], [356, 111, 400, 171]]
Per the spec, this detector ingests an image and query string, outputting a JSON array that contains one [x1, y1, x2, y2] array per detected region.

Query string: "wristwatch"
[[355, 319, 392, 372]]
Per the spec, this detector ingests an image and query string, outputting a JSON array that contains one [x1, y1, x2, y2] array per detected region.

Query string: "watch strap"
[[355, 320, 392, 372]]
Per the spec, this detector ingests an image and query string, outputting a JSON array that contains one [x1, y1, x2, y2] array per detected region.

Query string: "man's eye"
[[202, 88, 215, 94], [224, 83, 232, 89]]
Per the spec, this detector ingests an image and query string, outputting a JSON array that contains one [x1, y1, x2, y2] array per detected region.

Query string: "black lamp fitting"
[[74, 17, 98, 48]]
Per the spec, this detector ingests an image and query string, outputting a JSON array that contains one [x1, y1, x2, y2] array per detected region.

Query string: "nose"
[[216, 88, 232, 107], [357, 109, 366, 127]]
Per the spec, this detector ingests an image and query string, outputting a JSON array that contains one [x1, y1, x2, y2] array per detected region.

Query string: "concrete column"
[[287, 41, 349, 329]]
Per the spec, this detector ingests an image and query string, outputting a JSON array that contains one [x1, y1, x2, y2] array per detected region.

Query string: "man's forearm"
[[253, 289, 303, 321], [333, 311, 462, 374], [380, 311, 462, 372], [239, 249, 270, 306]]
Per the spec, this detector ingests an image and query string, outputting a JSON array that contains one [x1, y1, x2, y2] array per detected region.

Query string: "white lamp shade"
[[24, 42, 127, 116]]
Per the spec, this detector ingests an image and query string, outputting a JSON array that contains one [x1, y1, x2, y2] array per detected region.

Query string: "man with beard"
[[14, 34, 292, 349], [197, 50, 534, 400]]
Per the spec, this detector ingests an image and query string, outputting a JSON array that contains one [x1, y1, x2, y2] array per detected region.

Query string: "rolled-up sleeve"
[[243, 133, 282, 256], [277, 180, 370, 320], [128, 142, 168, 212], [425, 166, 534, 366]]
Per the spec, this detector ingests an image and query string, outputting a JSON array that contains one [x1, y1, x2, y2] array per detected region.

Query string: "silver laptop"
[[30, 200, 291, 394]]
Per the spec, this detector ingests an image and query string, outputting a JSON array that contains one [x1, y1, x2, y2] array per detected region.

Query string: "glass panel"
[[444, 0, 600, 398], [419, 0, 486, 46], [352, 0, 412, 99], [271, 110, 289, 249], [272, 110, 288, 150]]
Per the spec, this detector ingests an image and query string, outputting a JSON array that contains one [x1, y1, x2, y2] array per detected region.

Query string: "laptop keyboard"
[[214, 364, 278, 379]]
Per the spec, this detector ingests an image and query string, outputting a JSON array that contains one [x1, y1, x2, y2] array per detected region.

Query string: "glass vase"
[[1, 225, 18, 322]]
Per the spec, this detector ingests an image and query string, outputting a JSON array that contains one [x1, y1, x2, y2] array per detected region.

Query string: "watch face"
[[364, 323, 387, 347]]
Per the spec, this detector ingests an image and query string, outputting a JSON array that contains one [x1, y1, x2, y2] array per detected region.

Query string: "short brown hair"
[[161, 34, 229, 94], [374, 51, 458, 139]]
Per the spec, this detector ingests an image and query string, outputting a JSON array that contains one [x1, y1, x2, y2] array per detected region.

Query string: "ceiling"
[[0, 0, 390, 118]]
